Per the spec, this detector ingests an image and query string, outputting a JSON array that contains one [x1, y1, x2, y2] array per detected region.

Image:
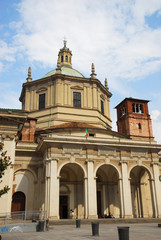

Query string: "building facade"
[[0, 42, 161, 219]]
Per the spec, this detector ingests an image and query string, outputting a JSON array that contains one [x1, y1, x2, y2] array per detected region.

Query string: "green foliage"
[[0, 142, 11, 197]]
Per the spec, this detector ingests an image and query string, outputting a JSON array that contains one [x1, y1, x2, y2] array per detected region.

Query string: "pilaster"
[[87, 159, 97, 219], [45, 158, 59, 219], [120, 161, 133, 218], [92, 84, 97, 109], [152, 162, 161, 217]]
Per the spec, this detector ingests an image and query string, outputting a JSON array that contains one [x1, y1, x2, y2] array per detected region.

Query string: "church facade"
[[0, 42, 161, 220]]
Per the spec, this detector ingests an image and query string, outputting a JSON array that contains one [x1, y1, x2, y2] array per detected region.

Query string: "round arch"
[[94, 162, 121, 178], [58, 161, 87, 178], [128, 164, 153, 179], [59, 162, 85, 219], [14, 168, 38, 183], [95, 163, 121, 219], [129, 164, 155, 218]]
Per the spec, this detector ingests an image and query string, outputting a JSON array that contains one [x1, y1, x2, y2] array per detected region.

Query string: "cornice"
[[36, 135, 161, 152]]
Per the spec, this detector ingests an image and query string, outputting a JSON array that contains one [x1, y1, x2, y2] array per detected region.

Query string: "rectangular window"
[[73, 92, 81, 108], [89, 133, 95, 137], [101, 100, 104, 115], [39, 93, 45, 110]]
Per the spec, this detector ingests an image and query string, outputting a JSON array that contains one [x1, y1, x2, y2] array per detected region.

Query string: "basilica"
[[0, 41, 161, 220]]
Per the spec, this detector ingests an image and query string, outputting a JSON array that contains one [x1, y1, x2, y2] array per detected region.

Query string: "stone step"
[[49, 218, 161, 225]]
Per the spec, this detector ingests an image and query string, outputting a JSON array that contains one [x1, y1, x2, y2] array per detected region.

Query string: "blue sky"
[[0, 0, 161, 143]]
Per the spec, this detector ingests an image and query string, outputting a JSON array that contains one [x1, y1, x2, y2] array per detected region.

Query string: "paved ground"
[[1, 223, 161, 240]]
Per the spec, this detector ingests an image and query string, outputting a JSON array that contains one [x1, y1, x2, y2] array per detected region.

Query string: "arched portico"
[[130, 166, 155, 218], [59, 163, 85, 219], [96, 164, 121, 218]]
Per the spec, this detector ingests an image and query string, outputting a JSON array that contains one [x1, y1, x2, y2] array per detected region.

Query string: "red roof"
[[36, 122, 98, 132]]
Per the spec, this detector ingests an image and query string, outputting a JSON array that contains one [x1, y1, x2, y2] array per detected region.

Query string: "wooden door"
[[11, 192, 26, 212]]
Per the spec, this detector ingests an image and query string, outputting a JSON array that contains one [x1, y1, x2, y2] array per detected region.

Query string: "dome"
[[42, 65, 85, 79]]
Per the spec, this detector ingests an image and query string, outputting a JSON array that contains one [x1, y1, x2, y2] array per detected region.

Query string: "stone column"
[[45, 160, 50, 217], [55, 79, 61, 105], [33, 90, 37, 110], [102, 185, 106, 215], [83, 86, 87, 108], [87, 160, 97, 219], [67, 84, 71, 105], [153, 163, 161, 217], [47, 84, 51, 107], [1, 137, 16, 213], [50, 84, 53, 106], [121, 162, 133, 218], [46, 158, 59, 219], [37, 166, 43, 211], [30, 90, 34, 111], [88, 87, 92, 108], [64, 82, 68, 105], [92, 84, 97, 109], [136, 185, 142, 217], [150, 178, 157, 218], [25, 88, 30, 111], [84, 177, 88, 219], [118, 178, 124, 218], [104, 98, 108, 117]]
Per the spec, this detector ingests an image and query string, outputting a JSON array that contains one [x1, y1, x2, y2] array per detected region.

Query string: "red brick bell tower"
[[115, 97, 154, 141]]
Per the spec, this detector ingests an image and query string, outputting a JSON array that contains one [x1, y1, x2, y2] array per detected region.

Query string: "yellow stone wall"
[[21, 76, 112, 129]]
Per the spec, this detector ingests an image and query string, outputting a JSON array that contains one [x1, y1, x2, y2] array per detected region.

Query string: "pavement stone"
[[1, 223, 161, 240]]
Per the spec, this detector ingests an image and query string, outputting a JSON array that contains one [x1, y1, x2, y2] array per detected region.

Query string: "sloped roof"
[[42, 65, 85, 79], [36, 122, 98, 132]]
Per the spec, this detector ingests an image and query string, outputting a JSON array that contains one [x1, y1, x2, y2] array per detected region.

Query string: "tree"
[[0, 142, 11, 197]]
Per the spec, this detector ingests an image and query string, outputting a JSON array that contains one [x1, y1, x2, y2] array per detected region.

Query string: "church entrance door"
[[59, 195, 68, 219], [11, 191, 26, 213], [97, 190, 102, 218]]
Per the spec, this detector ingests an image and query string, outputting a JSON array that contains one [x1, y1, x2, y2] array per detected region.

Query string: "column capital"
[[46, 158, 59, 162], [85, 159, 95, 163], [151, 162, 159, 166], [119, 160, 128, 165]]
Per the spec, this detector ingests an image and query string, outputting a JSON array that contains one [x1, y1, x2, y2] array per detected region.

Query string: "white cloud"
[[11, 0, 161, 86], [0, 40, 16, 62], [151, 110, 161, 143], [1, 0, 161, 86], [151, 110, 161, 120], [0, 0, 161, 111], [0, 82, 21, 109]]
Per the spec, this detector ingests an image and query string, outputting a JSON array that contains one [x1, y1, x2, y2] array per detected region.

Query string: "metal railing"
[[0, 211, 47, 225]]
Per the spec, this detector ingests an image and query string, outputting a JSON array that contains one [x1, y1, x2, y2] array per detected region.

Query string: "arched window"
[[132, 103, 143, 113], [140, 104, 143, 113], [61, 56, 63, 62], [65, 55, 68, 62], [138, 123, 141, 129], [120, 106, 126, 116], [11, 191, 26, 212]]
